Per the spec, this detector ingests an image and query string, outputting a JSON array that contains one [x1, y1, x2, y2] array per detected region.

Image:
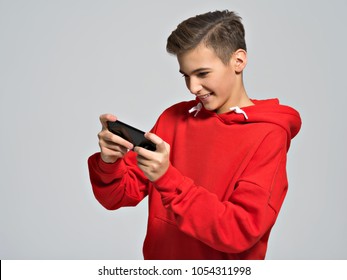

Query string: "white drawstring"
[[188, 103, 202, 117], [229, 106, 248, 120], [188, 103, 248, 119]]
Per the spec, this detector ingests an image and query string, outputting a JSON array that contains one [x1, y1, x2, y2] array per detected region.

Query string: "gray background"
[[1, 0, 346, 259]]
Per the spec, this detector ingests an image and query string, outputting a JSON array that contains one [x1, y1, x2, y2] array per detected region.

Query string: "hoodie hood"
[[189, 98, 301, 147]]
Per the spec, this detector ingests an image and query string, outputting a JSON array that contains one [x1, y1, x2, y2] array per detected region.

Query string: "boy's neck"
[[215, 85, 254, 114], [230, 77, 254, 107], [237, 93, 254, 108]]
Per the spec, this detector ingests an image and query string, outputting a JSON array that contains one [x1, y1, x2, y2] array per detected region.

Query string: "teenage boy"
[[88, 10, 301, 259]]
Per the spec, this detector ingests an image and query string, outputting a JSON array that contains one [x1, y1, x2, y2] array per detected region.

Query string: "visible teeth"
[[200, 94, 210, 99]]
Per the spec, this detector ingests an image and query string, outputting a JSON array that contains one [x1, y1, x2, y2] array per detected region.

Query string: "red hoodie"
[[88, 98, 301, 259]]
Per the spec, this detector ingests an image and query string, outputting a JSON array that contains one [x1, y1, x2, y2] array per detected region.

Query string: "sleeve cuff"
[[92, 152, 128, 177], [153, 164, 193, 203]]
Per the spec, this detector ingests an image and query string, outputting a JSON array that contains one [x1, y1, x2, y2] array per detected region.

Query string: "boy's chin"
[[202, 102, 219, 113]]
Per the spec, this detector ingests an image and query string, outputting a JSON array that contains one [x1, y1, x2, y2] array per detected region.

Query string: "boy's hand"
[[98, 114, 134, 163], [134, 133, 170, 182]]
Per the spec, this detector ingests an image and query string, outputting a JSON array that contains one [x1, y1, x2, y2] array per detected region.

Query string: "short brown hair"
[[166, 10, 246, 64]]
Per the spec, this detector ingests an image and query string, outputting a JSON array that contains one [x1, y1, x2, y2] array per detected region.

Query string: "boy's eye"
[[197, 72, 209, 78], [180, 71, 209, 78]]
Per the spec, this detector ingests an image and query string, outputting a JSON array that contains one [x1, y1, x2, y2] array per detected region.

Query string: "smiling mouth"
[[198, 93, 211, 101]]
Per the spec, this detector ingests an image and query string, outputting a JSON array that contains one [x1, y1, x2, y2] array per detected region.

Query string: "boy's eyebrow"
[[179, 67, 211, 75]]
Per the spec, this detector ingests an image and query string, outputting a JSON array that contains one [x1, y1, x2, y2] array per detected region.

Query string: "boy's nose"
[[187, 78, 203, 94]]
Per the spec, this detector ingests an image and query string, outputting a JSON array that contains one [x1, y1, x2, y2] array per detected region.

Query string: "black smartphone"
[[107, 120, 156, 151]]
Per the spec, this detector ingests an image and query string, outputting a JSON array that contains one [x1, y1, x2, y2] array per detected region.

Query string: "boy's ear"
[[231, 49, 247, 73]]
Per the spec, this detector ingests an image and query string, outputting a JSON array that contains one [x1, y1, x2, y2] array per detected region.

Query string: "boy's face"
[[177, 44, 245, 114]]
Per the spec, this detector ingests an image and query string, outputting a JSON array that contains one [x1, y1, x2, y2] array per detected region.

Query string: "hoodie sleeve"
[[88, 152, 148, 210], [153, 127, 288, 254]]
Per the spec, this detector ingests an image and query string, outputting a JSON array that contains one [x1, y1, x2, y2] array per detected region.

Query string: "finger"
[[100, 145, 128, 163], [99, 114, 117, 129], [133, 145, 153, 159], [100, 137, 129, 154], [144, 132, 167, 152], [136, 154, 151, 167], [99, 130, 134, 150], [101, 144, 128, 157]]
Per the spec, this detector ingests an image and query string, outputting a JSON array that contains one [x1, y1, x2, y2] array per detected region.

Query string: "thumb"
[[100, 114, 117, 129], [144, 132, 168, 152]]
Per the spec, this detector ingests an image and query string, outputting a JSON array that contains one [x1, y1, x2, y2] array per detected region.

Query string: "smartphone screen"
[[107, 120, 156, 151]]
